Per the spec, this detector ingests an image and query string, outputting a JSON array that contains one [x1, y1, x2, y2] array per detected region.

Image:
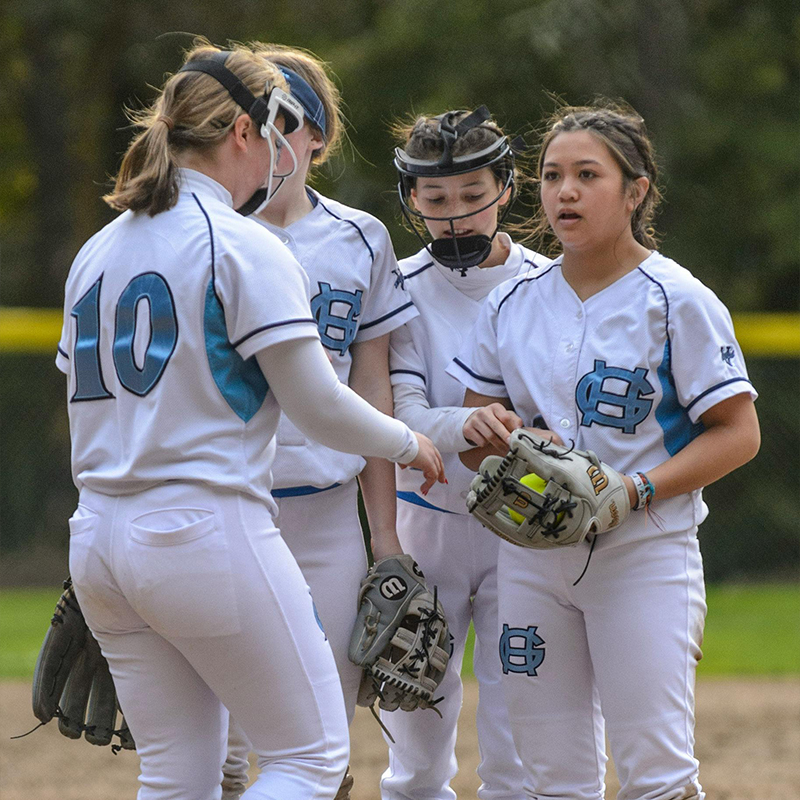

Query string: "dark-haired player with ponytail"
[[451, 102, 760, 800]]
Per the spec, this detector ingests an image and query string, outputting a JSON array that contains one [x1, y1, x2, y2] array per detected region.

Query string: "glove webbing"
[[476, 436, 578, 539], [362, 586, 447, 743], [396, 587, 446, 685]]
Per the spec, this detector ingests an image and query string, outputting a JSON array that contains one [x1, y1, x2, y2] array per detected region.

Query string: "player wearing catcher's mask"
[[55, 40, 444, 800], [221, 46, 430, 800], [450, 102, 760, 800], [382, 108, 551, 800]]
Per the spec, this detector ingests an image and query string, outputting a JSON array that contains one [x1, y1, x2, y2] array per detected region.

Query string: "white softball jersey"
[[391, 236, 551, 513], [253, 189, 417, 494], [56, 169, 319, 508], [448, 251, 757, 547]]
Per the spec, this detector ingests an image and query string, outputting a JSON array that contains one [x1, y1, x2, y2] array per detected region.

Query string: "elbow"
[[743, 424, 761, 465]]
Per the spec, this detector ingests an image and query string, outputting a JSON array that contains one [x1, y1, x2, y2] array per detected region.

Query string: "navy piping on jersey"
[[57, 344, 70, 359], [396, 491, 453, 514], [638, 265, 706, 455], [685, 377, 754, 413], [272, 482, 342, 498], [404, 261, 434, 280], [190, 191, 315, 350], [496, 263, 557, 314], [390, 368, 426, 383], [192, 194, 221, 301], [359, 301, 414, 331], [315, 195, 375, 262], [193, 192, 270, 422], [452, 357, 506, 386], [231, 318, 318, 349]]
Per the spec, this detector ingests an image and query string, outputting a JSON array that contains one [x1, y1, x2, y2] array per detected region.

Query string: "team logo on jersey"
[[721, 346, 735, 365], [310, 282, 363, 355], [379, 575, 408, 601], [499, 624, 545, 676], [391, 268, 405, 290], [576, 360, 655, 434]]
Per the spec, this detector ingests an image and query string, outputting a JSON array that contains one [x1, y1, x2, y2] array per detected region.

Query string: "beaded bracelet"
[[630, 471, 655, 511]]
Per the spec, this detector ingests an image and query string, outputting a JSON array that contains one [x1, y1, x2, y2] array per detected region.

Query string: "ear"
[[498, 182, 513, 208], [231, 114, 256, 152], [629, 176, 649, 211], [309, 128, 325, 153], [409, 187, 419, 211]]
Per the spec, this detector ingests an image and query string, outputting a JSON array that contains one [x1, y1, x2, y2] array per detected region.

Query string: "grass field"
[[1, 583, 797, 680]]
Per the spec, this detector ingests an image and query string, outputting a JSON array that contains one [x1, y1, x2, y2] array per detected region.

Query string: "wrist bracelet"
[[630, 472, 655, 511]]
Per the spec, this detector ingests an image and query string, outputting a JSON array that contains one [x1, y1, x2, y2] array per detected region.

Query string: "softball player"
[[56, 42, 442, 800], [221, 46, 418, 800], [449, 103, 760, 800], [381, 109, 550, 800]]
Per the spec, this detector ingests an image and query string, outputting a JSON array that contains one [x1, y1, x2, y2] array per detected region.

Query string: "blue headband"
[[279, 67, 328, 139]]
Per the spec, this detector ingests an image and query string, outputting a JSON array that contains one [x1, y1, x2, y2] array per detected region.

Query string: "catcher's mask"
[[394, 106, 518, 275], [178, 51, 305, 216]]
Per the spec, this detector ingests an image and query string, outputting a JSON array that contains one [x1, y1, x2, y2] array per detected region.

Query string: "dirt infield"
[[2, 679, 798, 799]]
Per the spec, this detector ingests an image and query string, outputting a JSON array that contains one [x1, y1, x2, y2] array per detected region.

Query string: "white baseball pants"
[[380, 501, 526, 800], [69, 482, 349, 800], [497, 529, 707, 800], [224, 480, 366, 797]]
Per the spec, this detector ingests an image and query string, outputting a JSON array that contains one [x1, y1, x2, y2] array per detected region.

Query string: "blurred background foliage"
[[0, 0, 798, 583]]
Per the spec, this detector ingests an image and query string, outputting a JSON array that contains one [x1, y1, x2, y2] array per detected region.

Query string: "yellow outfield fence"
[[0, 306, 798, 356]]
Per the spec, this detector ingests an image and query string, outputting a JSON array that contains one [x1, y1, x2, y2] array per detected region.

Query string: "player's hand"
[[406, 432, 446, 495], [463, 404, 524, 450], [459, 424, 562, 472]]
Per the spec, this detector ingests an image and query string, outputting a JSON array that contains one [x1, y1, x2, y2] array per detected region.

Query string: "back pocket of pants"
[[127, 508, 241, 639]]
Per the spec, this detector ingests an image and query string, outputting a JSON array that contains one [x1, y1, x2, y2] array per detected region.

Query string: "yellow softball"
[[507, 472, 549, 524]]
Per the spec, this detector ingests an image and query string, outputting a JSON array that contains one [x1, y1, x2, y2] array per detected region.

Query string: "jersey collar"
[[432, 233, 526, 300], [178, 168, 234, 207]]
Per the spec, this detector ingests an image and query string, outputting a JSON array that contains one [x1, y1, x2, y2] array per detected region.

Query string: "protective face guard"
[[394, 107, 518, 275], [177, 52, 305, 215]]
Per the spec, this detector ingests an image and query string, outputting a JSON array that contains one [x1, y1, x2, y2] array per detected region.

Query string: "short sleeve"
[[355, 223, 417, 341], [446, 289, 509, 398], [215, 232, 319, 361], [669, 284, 757, 422], [389, 322, 426, 390]]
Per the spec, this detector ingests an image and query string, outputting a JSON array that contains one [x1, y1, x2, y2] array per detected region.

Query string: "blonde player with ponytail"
[[221, 46, 421, 800], [56, 40, 443, 800]]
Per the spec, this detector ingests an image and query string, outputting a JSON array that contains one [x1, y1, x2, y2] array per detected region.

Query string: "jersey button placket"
[[553, 304, 585, 434]]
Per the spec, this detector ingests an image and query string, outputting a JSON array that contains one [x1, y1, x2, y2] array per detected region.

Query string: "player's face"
[[411, 167, 510, 241], [273, 122, 324, 179], [540, 130, 643, 254]]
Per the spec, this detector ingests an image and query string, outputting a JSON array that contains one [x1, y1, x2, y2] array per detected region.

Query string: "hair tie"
[[157, 115, 174, 131]]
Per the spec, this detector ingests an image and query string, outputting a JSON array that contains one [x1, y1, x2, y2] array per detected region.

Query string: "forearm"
[[632, 394, 760, 504], [256, 338, 418, 464], [351, 334, 403, 557], [393, 382, 475, 453]]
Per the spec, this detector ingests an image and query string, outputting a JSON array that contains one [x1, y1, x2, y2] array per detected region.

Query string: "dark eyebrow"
[[543, 158, 603, 168], [418, 179, 486, 190]]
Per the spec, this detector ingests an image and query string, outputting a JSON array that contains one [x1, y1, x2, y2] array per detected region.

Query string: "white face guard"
[[247, 86, 305, 215], [176, 53, 305, 216]]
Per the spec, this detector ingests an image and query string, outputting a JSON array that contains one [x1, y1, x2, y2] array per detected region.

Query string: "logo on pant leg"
[[499, 624, 545, 675]]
